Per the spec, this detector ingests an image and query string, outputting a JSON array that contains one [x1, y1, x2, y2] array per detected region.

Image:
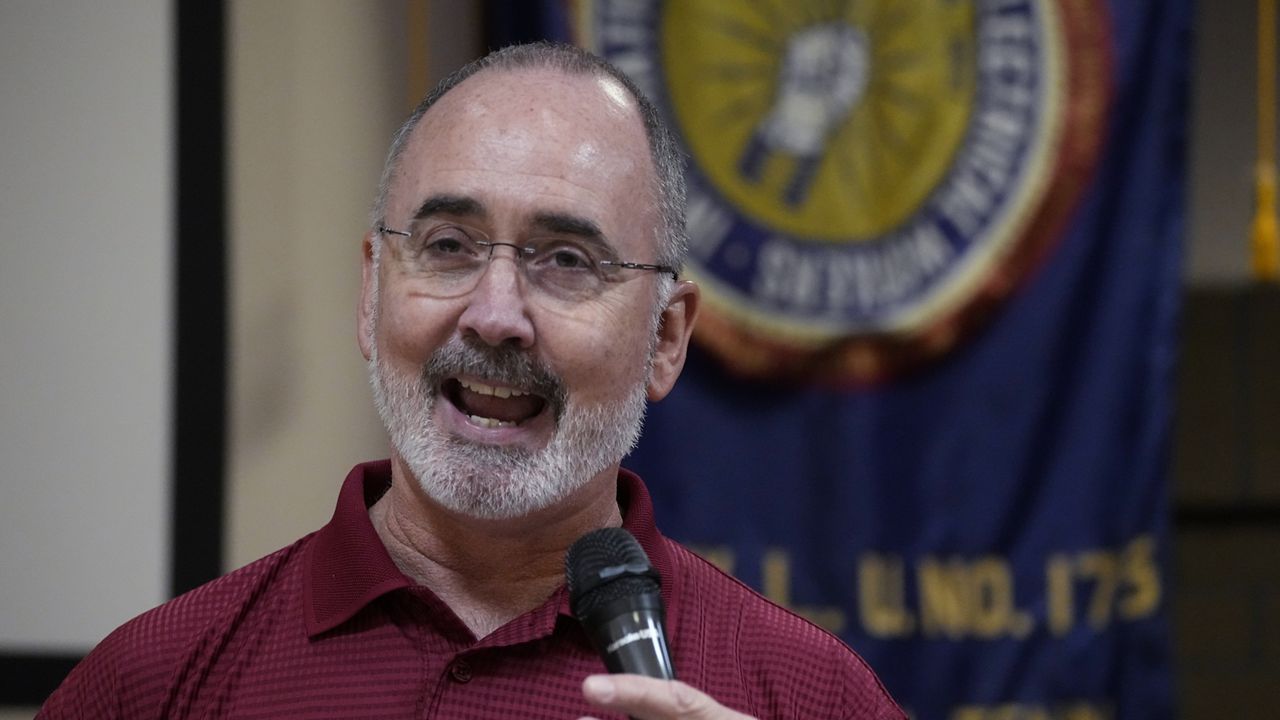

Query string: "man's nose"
[[456, 249, 535, 349]]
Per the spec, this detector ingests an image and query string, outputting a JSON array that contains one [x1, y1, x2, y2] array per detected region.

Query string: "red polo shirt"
[[40, 461, 903, 719]]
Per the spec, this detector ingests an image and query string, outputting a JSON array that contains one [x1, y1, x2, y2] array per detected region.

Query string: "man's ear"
[[647, 280, 701, 401], [357, 231, 377, 361]]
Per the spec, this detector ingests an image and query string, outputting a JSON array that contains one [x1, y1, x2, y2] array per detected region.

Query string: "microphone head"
[[566, 527, 661, 622]]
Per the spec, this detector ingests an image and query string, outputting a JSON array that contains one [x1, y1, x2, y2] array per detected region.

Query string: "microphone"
[[566, 527, 676, 680]]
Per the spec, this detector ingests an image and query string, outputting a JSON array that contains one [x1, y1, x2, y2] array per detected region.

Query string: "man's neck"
[[369, 456, 624, 638]]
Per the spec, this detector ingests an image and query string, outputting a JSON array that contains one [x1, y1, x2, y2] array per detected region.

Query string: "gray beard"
[[368, 336, 649, 520]]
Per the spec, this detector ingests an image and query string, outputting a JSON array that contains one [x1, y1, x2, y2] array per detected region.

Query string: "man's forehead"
[[456, 66, 637, 111], [385, 66, 658, 238], [413, 68, 642, 147], [409, 193, 605, 241]]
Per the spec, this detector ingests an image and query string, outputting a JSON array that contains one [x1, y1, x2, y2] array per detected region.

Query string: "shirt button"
[[449, 659, 473, 683]]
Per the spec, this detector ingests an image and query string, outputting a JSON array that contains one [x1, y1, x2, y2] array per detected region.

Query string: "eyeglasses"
[[376, 222, 678, 302]]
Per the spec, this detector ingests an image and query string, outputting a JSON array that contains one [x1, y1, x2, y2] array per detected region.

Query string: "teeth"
[[460, 379, 529, 399], [468, 414, 515, 428]]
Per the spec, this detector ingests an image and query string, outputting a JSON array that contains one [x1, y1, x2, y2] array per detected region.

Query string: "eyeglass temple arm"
[[608, 261, 679, 280], [377, 225, 410, 237]]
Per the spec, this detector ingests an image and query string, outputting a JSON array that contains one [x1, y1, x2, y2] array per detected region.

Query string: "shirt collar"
[[305, 460, 675, 637], [305, 460, 409, 636]]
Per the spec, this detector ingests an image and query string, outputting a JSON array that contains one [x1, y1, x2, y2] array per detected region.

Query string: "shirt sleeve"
[[36, 642, 124, 720], [36, 603, 183, 720], [832, 639, 907, 720]]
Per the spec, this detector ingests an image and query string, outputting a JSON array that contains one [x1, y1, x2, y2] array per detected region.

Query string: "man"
[[40, 43, 903, 719]]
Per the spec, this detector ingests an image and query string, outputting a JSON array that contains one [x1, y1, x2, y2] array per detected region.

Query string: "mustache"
[[422, 336, 567, 412]]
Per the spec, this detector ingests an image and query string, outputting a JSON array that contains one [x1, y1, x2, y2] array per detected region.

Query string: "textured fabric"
[[39, 461, 904, 719]]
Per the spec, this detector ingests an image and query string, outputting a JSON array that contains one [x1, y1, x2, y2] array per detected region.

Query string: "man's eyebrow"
[[531, 212, 610, 248], [412, 194, 487, 221]]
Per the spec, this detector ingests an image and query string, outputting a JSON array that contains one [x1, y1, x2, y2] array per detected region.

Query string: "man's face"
[[360, 68, 672, 519]]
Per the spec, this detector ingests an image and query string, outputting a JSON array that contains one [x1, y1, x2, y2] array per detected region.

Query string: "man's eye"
[[425, 237, 465, 254], [418, 227, 475, 256], [533, 242, 597, 272], [551, 249, 591, 269]]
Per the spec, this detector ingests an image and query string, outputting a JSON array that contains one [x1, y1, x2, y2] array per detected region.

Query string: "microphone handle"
[[591, 608, 675, 680]]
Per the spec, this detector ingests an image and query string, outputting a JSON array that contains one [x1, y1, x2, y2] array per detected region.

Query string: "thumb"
[[581, 674, 755, 720]]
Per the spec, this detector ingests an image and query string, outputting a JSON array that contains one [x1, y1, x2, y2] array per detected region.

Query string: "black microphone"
[[566, 527, 676, 680]]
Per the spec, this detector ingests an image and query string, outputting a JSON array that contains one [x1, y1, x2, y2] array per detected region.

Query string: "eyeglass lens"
[[390, 223, 624, 302]]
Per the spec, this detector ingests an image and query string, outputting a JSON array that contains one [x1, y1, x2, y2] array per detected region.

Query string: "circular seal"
[[578, 0, 1111, 383]]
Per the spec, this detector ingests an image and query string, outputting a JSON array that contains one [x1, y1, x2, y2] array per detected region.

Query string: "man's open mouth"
[[443, 377, 548, 428]]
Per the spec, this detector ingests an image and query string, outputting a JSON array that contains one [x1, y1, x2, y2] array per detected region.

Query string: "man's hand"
[[578, 674, 756, 720]]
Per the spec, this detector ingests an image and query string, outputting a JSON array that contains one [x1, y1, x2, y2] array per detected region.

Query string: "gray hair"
[[370, 42, 688, 274]]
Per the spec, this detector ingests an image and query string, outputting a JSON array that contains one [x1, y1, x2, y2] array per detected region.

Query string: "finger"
[[581, 674, 754, 720]]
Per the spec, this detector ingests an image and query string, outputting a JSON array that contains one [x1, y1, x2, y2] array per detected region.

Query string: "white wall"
[[0, 0, 172, 657]]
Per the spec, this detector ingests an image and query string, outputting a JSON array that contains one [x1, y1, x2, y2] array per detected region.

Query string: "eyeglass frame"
[[375, 223, 680, 282]]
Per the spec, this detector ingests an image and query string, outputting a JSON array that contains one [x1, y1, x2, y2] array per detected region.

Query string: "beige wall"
[[226, 0, 406, 567]]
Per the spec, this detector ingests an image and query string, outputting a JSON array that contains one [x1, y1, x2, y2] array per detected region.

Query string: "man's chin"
[[413, 470, 579, 521], [398, 439, 583, 521]]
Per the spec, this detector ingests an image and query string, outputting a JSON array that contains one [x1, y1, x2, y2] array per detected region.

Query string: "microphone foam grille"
[[565, 528, 659, 617], [573, 574, 660, 619]]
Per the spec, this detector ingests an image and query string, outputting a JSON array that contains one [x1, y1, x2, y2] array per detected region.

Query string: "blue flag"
[[496, 2, 1187, 716]]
